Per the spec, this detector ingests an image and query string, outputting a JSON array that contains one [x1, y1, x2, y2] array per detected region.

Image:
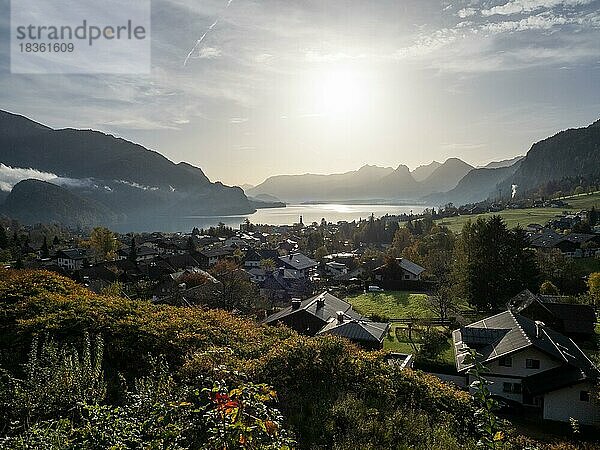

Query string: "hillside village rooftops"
[[263, 292, 361, 325], [56, 248, 88, 260], [278, 253, 318, 271], [317, 317, 390, 344], [453, 310, 599, 380]]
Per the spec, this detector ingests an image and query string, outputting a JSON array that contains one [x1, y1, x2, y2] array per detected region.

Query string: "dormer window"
[[525, 358, 540, 369], [498, 356, 512, 367]]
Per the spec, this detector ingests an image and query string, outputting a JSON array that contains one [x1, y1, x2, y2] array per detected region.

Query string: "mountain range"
[[0, 110, 255, 228], [247, 158, 474, 202], [0, 110, 597, 228], [249, 119, 598, 206]]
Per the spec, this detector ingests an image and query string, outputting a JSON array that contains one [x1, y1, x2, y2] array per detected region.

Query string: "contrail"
[[183, 0, 234, 67]]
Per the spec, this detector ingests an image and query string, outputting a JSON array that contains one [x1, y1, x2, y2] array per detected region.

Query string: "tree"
[[88, 227, 119, 261], [128, 237, 137, 263], [41, 236, 50, 259], [0, 227, 8, 249], [53, 235, 60, 246], [588, 272, 600, 306], [454, 217, 539, 310], [314, 245, 329, 262], [539, 280, 559, 295], [391, 227, 413, 256], [187, 236, 195, 252], [208, 260, 259, 312], [427, 282, 455, 321]]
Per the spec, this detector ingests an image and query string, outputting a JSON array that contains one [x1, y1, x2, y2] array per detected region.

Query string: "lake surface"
[[114, 204, 429, 233]]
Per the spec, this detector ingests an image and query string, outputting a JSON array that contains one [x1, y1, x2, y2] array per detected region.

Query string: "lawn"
[[346, 291, 433, 319], [434, 191, 600, 233], [560, 191, 600, 210], [572, 257, 600, 276], [435, 208, 562, 233]]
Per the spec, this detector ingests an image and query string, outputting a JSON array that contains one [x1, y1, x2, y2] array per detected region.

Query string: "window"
[[525, 359, 540, 369], [580, 391, 590, 402], [498, 356, 512, 367], [404, 274, 410, 280], [503, 382, 521, 394]]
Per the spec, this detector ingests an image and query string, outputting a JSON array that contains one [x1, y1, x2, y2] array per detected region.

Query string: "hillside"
[[2, 179, 115, 227], [249, 158, 474, 202], [424, 163, 521, 206], [418, 158, 473, 195], [411, 161, 441, 181], [0, 269, 476, 449], [499, 119, 600, 196], [248, 165, 396, 202], [0, 110, 254, 227]]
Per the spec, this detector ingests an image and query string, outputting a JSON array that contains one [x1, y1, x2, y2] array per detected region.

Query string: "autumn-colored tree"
[[208, 260, 259, 312], [588, 272, 600, 306], [88, 227, 119, 261]]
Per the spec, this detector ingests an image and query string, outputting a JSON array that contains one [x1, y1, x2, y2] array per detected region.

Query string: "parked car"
[[367, 285, 384, 292]]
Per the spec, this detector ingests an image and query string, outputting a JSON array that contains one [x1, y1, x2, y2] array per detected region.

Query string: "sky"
[[0, 0, 599, 186]]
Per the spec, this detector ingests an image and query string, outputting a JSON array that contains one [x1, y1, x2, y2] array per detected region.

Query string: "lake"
[[113, 204, 429, 233]]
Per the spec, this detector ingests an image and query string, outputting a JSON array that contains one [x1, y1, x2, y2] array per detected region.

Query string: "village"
[[1, 202, 597, 434]]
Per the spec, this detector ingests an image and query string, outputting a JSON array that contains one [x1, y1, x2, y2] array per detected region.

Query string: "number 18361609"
[[19, 42, 75, 52]]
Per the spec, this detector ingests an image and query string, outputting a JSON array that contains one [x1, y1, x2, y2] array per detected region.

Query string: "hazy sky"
[[1, 0, 599, 185]]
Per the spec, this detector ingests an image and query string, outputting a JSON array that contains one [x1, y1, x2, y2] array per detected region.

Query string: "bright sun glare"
[[311, 68, 367, 117]]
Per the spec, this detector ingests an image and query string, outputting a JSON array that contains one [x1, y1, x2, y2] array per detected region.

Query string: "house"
[[508, 290, 597, 340], [259, 268, 313, 304], [197, 247, 235, 268], [243, 248, 279, 269], [117, 245, 158, 262], [372, 258, 425, 282], [277, 253, 318, 279], [453, 310, 600, 425], [325, 261, 348, 278], [246, 267, 268, 283], [263, 292, 390, 349], [55, 248, 88, 271], [316, 313, 390, 350]]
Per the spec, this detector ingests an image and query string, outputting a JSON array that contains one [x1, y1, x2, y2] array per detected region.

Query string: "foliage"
[[86, 227, 119, 261], [454, 216, 539, 309], [540, 280, 560, 295], [418, 329, 449, 360], [203, 379, 295, 449], [0, 332, 105, 430], [465, 349, 510, 449], [588, 272, 600, 305], [0, 269, 489, 449], [208, 260, 261, 313]]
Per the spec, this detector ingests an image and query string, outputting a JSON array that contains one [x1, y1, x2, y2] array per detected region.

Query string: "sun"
[[311, 67, 368, 117]]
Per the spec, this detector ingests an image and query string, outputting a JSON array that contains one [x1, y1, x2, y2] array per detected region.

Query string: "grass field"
[[346, 291, 433, 319], [559, 191, 600, 210], [433, 192, 600, 233], [435, 208, 562, 233]]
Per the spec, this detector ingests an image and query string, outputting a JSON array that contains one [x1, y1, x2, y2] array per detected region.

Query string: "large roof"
[[263, 292, 361, 325], [453, 310, 599, 379], [278, 253, 318, 271], [318, 318, 389, 343], [399, 258, 425, 275]]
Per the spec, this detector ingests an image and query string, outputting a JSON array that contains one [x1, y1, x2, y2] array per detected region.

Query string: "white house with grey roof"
[[453, 310, 600, 425]]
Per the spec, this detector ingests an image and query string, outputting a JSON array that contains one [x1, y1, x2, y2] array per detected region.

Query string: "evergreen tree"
[[53, 236, 60, 246], [128, 237, 137, 263], [454, 216, 539, 310], [0, 227, 7, 249], [41, 236, 50, 259]]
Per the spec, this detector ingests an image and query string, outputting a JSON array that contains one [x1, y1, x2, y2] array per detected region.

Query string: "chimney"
[[291, 298, 301, 310], [316, 295, 325, 309], [535, 320, 545, 338], [336, 311, 345, 323]]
